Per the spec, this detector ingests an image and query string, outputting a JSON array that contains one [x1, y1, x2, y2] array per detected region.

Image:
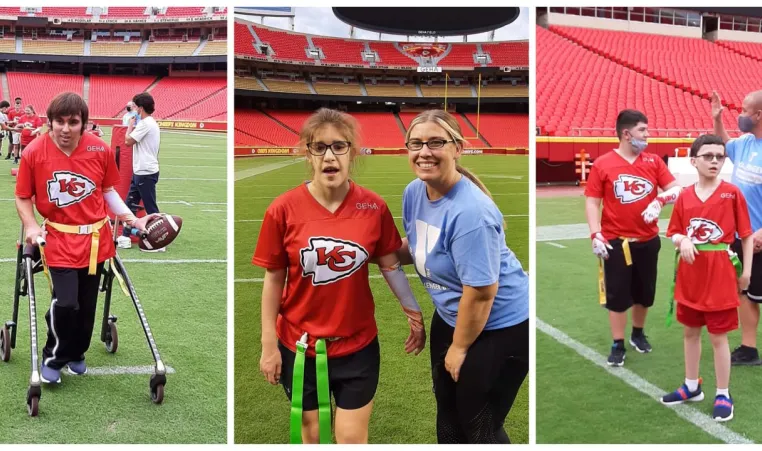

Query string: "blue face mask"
[[739, 114, 757, 133], [630, 137, 648, 154]]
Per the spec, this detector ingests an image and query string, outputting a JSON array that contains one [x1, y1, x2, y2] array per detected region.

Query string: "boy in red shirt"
[[585, 110, 682, 366], [661, 134, 753, 422], [15, 92, 152, 384]]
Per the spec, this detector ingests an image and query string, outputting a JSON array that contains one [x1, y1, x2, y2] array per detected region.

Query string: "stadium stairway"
[[83, 75, 90, 103], [163, 85, 226, 118], [358, 78, 369, 96], [393, 112, 407, 136], [15, 35, 21, 53], [138, 40, 149, 56], [84, 38, 91, 56], [193, 37, 207, 56], [460, 112, 491, 147], [260, 110, 300, 134], [1, 73, 9, 101], [145, 76, 162, 92]]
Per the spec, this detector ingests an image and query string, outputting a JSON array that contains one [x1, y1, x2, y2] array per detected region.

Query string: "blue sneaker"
[[660, 379, 704, 405], [713, 395, 734, 422], [40, 364, 62, 384], [66, 360, 87, 376]]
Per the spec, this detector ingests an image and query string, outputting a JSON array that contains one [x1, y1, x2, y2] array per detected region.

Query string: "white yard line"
[[537, 220, 670, 242], [86, 365, 176, 376], [537, 319, 753, 444], [235, 159, 305, 181], [546, 242, 567, 249]]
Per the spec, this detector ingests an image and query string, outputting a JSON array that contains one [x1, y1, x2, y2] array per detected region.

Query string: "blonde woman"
[[399, 110, 529, 443]]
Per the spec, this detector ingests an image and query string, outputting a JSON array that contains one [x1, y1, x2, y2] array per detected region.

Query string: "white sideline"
[[536, 318, 754, 444], [236, 273, 417, 283], [546, 242, 567, 249], [86, 365, 176, 376], [537, 220, 670, 242]]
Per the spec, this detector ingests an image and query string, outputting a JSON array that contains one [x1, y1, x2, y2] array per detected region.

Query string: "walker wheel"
[[0, 325, 10, 362], [104, 321, 118, 354], [27, 395, 39, 417], [151, 383, 164, 404]]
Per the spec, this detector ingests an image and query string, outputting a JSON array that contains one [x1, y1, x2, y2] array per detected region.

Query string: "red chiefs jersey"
[[667, 181, 752, 311], [15, 133, 120, 268], [585, 150, 675, 241], [18, 114, 43, 146], [7, 108, 23, 123], [253, 181, 402, 358]]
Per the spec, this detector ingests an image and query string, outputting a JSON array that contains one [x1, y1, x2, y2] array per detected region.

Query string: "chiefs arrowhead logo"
[[613, 174, 654, 204], [47, 171, 96, 207], [687, 218, 723, 244], [300, 237, 369, 286]]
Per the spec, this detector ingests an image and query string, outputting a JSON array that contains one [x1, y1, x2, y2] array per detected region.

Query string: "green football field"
[[0, 127, 227, 443], [536, 193, 759, 444], [234, 154, 529, 444]]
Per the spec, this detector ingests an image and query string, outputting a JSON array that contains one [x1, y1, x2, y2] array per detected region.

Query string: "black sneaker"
[[730, 345, 762, 366], [630, 334, 652, 353], [607, 345, 626, 367]]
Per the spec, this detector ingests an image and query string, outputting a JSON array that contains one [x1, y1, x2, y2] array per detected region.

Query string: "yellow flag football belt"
[[41, 217, 109, 276], [598, 237, 636, 305]]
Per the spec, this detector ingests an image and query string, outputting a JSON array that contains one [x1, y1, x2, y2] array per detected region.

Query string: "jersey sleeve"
[[584, 162, 604, 198], [666, 194, 684, 239], [14, 150, 35, 198], [656, 157, 676, 189], [129, 120, 149, 143], [374, 203, 402, 257], [252, 205, 289, 269], [450, 225, 501, 287], [735, 188, 754, 239], [103, 147, 120, 188]]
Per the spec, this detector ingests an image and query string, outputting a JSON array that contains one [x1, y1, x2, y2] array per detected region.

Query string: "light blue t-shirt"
[[728, 133, 762, 231], [402, 176, 529, 330]]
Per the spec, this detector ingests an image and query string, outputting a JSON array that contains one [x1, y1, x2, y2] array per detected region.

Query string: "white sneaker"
[[140, 247, 166, 253], [116, 236, 132, 249]]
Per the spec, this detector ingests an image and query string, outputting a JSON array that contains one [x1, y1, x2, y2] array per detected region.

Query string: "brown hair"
[[46, 92, 89, 127], [25, 105, 35, 115], [299, 108, 361, 176], [405, 109, 495, 200]]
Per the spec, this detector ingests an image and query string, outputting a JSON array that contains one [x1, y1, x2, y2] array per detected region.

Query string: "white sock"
[[716, 388, 730, 398], [685, 378, 699, 392]]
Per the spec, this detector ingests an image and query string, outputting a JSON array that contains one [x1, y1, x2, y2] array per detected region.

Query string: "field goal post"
[[443, 72, 481, 141]]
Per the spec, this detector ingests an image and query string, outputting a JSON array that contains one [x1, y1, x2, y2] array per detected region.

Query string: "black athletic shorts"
[[602, 236, 661, 312], [279, 336, 380, 411], [732, 238, 762, 302]]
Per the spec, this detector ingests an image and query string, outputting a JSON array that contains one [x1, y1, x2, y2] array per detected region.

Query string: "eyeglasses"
[[405, 139, 454, 151], [306, 141, 351, 156], [696, 153, 726, 162]]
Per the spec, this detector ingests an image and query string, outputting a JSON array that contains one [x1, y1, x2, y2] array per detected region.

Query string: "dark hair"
[[0, 100, 9, 108], [46, 92, 88, 126], [615, 109, 648, 140], [14, 97, 21, 101], [690, 134, 726, 157], [132, 92, 155, 114]]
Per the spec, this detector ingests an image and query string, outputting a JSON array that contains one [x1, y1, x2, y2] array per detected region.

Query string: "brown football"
[[139, 214, 183, 251]]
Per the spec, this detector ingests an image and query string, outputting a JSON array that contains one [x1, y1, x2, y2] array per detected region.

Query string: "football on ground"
[[140, 214, 183, 250]]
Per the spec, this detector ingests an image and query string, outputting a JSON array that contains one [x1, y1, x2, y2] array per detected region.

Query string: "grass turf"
[[0, 127, 227, 443], [536, 192, 759, 444], [234, 154, 529, 444]]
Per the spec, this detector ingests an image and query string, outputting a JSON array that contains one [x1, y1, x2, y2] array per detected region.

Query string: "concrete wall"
[[548, 12, 702, 38]]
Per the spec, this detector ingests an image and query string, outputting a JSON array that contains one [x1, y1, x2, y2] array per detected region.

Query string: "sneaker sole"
[[731, 358, 762, 366], [660, 392, 705, 406], [66, 366, 87, 376], [714, 406, 734, 422], [606, 355, 626, 367], [629, 339, 652, 353], [40, 374, 61, 384]]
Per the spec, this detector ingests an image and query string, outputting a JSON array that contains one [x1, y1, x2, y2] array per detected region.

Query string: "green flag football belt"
[[291, 332, 332, 444], [667, 243, 742, 327]]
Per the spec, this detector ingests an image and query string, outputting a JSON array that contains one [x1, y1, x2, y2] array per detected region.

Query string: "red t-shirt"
[[667, 181, 753, 311], [253, 181, 402, 358], [15, 133, 120, 268], [7, 108, 23, 123], [585, 150, 675, 241], [17, 114, 43, 146]]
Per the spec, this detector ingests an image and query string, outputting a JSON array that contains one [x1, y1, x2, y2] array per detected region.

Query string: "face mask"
[[630, 137, 648, 154], [739, 114, 757, 133]]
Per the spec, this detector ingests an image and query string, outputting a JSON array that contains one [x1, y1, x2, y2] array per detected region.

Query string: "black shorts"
[[602, 236, 661, 312], [732, 238, 762, 302], [279, 336, 380, 411]]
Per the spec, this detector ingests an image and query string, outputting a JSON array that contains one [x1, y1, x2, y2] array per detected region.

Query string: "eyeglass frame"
[[405, 139, 456, 151], [306, 141, 352, 156], [694, 153, 726, 162]]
